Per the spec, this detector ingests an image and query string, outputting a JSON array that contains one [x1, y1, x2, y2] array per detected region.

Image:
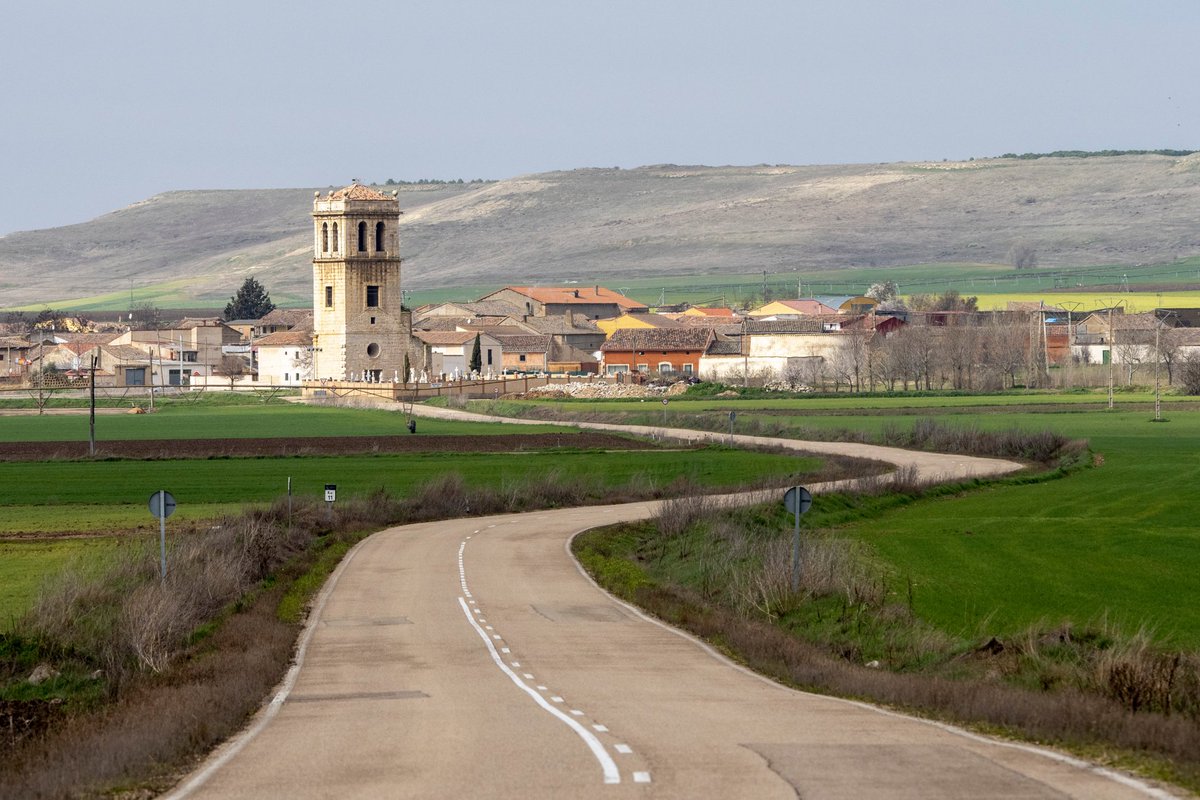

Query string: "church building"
[[311, 184, 413, 381]]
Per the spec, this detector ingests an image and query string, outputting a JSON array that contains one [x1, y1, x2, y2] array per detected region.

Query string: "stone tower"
[[311, 184, 412, 381]]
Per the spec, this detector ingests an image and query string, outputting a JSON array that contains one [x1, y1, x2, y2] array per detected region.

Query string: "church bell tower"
[[311, 184, 411, 381]]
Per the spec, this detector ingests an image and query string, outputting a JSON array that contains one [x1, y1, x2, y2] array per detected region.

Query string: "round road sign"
[[783, 486, 812, 516], [149, 490, 177, 519]]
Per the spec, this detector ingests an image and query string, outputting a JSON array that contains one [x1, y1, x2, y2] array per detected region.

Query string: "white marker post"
[[148, 490, 177, 580], [324, 483, 336, 524], [783, 486, 812, 593]]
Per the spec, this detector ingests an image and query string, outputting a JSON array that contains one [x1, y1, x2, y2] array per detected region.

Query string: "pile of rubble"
[[519, 380, 692, 400]]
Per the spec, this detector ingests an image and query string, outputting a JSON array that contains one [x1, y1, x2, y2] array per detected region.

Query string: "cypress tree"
[[224, 277, 276, 321], [469, 334, 482, 373]]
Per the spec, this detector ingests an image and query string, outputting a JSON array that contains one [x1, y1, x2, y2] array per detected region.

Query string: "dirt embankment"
[[0, 432, 656, 462]]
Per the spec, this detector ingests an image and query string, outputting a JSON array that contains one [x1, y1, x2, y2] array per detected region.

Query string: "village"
[[3, 182, 1198, 400], [2, 286, 1197, 398]]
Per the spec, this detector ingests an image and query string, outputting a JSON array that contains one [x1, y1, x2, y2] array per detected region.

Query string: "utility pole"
[[89, 354, 97, 455], [1154, 313, 1162, 422], [1107, 306, 1115, 410]]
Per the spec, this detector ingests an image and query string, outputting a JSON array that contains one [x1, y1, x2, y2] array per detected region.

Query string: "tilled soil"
[[0, 432, 660, 462]]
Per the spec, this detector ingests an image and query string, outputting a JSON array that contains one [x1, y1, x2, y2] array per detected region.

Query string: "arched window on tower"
[[332, 223, 339, 253], [358, 221, 367, 252], [321, 223, 329, 253], [375, 221, 385, 252]]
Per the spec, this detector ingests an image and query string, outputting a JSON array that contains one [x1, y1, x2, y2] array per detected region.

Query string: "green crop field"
[[0, 401, 823, 625], [0, 402, 568, 442], [0, 538, 123, 629], [0, 448, 813, 512], [503, 391, 1200, 648]]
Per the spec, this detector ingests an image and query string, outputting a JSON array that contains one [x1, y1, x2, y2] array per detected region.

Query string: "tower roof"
[[327, 184, 393, 201]]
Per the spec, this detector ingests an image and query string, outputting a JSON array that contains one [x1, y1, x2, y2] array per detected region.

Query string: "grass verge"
[[574, 477, 1200, 794]]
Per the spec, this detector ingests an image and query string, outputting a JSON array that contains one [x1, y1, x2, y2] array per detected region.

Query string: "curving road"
[[165, 413, 1173, 799]]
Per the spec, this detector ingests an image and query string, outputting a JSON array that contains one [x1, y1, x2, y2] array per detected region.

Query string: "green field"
[[0, 402, 567, 442], [0, 402, 822, 624], [509, 391, 1200, 648], [0, 448, 813, 512], [0, 538, 122, 627]]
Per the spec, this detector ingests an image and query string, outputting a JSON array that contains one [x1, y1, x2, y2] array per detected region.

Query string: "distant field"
[[0, 402, 568, 442], [18, 255, 1200, 314], [969, 291, 1200, 312]]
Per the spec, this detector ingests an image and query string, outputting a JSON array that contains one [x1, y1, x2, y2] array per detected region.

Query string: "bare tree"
[[944, 324, 980, 389], [129, 302, 163, 330], [1009, 241, 1038, 270], [216, 354, 249, 389]]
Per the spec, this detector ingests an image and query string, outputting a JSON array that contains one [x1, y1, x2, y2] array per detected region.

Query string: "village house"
[[254, 329, 314, 386], [747, 299, 840, 318], [595, 312, 685, 338], [490, 333, 551, 373], [412, 331, 502, 378], [122, 318, 242, 385], [0, 336, 33, 382], [600, 328, 715, 377], [478, 286, 647, 320]]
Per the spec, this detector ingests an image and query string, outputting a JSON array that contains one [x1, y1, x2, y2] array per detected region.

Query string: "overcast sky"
[[2, 0, 1197, 236]]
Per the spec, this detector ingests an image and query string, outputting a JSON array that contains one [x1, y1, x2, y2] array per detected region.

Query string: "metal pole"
[[89, 354, 97, 456], [791, 501, 801, 593], [159, 489, 167, 580], [1155, 316, 1162, 421], [1107, 307, 1115, 410]]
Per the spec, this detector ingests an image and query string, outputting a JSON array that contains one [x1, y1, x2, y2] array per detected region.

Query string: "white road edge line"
[[162, 528, 373, 800], [457, 596, 621, 785], [564, 526, 1175, 800]]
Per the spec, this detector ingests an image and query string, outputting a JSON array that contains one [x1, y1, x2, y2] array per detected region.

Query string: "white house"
[[254, 330, 314, 386]]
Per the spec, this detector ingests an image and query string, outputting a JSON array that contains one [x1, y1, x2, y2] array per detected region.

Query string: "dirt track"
[[0, 432, 655, 461]]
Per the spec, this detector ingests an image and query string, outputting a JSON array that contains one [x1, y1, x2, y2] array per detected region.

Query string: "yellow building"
[[595, 312, 685, 338]]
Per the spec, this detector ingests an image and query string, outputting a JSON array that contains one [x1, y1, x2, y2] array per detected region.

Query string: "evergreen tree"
[[469, 334, 482, 373], [223, 277, 275, 321]]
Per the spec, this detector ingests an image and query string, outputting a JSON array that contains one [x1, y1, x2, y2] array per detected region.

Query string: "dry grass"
[[1, 464, 805, 798]]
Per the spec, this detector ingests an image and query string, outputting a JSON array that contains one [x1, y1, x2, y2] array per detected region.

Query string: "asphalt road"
[[165, 415, 1173, 799]]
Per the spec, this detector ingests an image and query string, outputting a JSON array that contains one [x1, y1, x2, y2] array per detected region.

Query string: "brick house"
[[600, 328, 715, 377]]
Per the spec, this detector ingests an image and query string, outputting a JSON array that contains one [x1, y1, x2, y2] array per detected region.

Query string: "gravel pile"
[[520, 381, 692, 399]]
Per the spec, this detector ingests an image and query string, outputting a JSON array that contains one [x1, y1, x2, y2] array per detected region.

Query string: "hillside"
[[3, 155, 1200, 309]]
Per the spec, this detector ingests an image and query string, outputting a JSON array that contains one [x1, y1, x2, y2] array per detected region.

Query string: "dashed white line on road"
[[457, 597, 620, 785], [634, 772, 652, 784], [614, 744, 632, 754]]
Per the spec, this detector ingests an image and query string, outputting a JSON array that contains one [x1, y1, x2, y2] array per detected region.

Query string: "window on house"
[[658, 362, 673, 374], [358, 221, 367, 252], [487, 349, 493, 365], [321, 223, 329, 252], [332, 223, 339, 252], [284, 373, 289, 382], [325, 285, 333, 308], [606, 364, 630, 375], [682, 364, 694, 374], [370, 316, 376, 325], [126, 368, 146, 386], [182, 351, 198, 363], [375, 221, 385, 251], [366, 285, 379, 307], [518, 354, 527, 362], [636, 363, 648, 372]]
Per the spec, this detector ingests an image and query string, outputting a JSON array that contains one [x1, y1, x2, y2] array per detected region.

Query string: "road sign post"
[[783, 486, 812, 593], [148, 489, 177, 580], [324, 483, 336, 522]]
